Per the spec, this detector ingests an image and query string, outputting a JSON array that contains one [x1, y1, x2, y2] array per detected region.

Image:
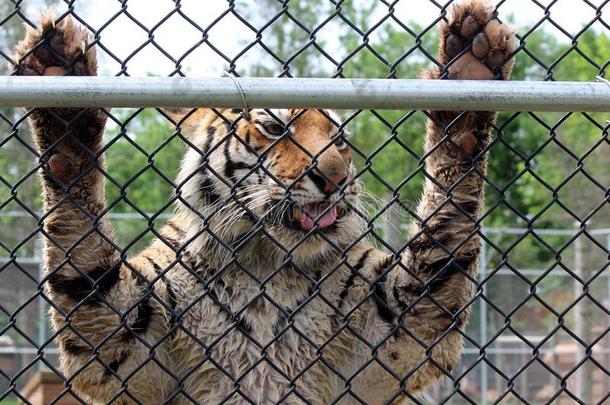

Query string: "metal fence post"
[[573, 223, 594, 404], [479, 231, 488, 405], [382, 195, 402, 252], [606, 231, 610, 308], [606, 233, 610, 397], [36, 239, 45, 371]]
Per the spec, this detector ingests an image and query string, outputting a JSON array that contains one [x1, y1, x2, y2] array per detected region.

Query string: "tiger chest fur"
[[164, 253, 362, 404]]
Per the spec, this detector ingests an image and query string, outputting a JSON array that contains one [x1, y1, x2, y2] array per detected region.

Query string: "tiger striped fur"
[[13, 0, 514, 403]]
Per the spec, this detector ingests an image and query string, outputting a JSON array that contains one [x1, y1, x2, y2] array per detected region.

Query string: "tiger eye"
[[265, 122, 285, 137]]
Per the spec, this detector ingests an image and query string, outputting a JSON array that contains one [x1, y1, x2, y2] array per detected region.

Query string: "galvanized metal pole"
[[572, 223, 593, 403], [382, 195, 402, 252], [37, 241, 45, 370], [478, 236, 488, 405], [607, 234, 610, 317], [0, 77, 609, 112]]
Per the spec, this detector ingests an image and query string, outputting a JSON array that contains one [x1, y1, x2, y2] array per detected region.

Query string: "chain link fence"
[[0, 0, 609, 404]]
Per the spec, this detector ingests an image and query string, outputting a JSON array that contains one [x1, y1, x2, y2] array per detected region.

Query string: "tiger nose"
[[308, 160, 349, 195]]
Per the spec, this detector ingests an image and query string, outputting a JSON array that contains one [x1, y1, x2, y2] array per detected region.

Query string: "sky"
[[19, 0, 610, 77]]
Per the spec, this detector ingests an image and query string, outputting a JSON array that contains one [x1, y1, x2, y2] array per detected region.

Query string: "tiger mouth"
[[270, 200, 349, 232], [293, 201, 338, 231]]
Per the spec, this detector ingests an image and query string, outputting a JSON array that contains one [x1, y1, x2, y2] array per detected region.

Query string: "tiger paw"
[[436, 0, 515, 81], [13, 13, 106, 156], [13, 12, 97, 77]]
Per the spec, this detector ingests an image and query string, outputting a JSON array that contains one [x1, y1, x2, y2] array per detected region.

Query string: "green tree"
[[236, 0, 334, 77], [103, 108, 182, 253]]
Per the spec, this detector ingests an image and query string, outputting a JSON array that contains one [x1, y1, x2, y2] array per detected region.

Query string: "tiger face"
[[172, 107, 365, 257]]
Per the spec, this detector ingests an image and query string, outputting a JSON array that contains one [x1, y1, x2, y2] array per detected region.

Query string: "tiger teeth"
[[293, 207, 301, 221]]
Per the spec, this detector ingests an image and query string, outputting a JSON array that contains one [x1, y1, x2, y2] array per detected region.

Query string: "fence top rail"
[[0, 77, 609, 112]]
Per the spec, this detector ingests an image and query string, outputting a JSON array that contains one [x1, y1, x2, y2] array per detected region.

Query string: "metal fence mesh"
[[0, 0, 609, 404]]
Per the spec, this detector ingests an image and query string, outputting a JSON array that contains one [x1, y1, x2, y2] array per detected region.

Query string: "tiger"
[[12, 0, 514, 403]]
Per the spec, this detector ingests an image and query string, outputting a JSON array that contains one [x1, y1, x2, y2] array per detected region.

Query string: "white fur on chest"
[[167, 259, 347, 404]]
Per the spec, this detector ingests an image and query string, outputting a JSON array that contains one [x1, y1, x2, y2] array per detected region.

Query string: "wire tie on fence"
[[596, 77, 610, 124], [596, 76, 610, 87], [223, 71, 250, 120]]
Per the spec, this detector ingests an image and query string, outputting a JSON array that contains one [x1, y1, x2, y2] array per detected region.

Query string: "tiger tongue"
[[299, 202, 337, 231]]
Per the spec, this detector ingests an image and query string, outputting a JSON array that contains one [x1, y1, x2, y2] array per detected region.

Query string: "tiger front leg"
[[349, 0, 516, 400], [390, 0, 515, 393], [14, 14, 107, 221], [14, 15, 172, 403]]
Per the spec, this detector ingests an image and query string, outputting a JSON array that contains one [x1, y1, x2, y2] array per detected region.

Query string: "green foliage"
[[104, 109, 182, 214], [236, 0, 335, 77], [337, 20, 438, 202], [102, 109, 183, 252], [494, 29, 610, 231]]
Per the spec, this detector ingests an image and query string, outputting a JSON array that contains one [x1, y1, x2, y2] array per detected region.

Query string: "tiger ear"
[[162, 108, 207, 137]]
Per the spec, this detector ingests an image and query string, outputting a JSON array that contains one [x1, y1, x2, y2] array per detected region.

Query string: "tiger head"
[[169, 108, 365, 262]]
